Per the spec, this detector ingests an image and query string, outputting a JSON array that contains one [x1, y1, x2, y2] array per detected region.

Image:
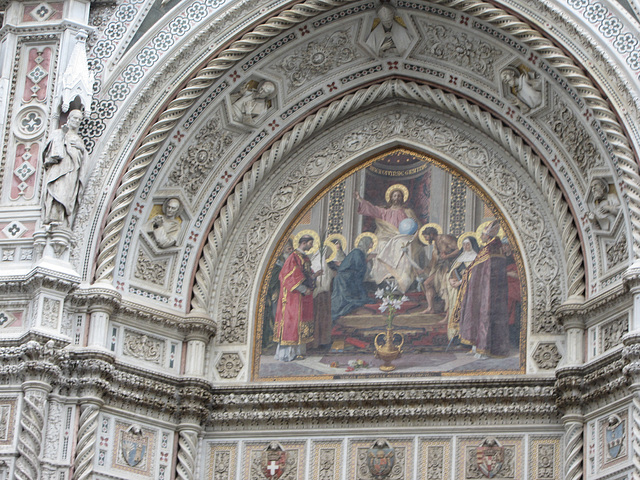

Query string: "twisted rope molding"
[[564, 421, 584, 480], [192, 79, 583, 312], [93, 0, 353, 281], [71, 404, 100, 480], [15, 390, 46, 480], [176, 429, 198, 480], [93, 0, 639, 284], [633, 394, 640, 480]]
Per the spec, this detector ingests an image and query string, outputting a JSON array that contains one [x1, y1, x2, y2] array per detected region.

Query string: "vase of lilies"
[[374, 286, 407, 372]]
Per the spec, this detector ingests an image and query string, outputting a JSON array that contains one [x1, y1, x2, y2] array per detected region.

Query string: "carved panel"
[[418, 438, 452, 480], [41, 297, 61, 329], [600, 315, 628, 353], [207, 443, 237, 480], [243, 442, 305, 480], [457, 436, 523, 479], [598, 411, 628, 471], [112, 422, 156, 477], [134, 249, 168, 286], [414, 21, 502, 77], [311, 440, 342, 480], [166, 116, 234, 200], [0, 399, 16, 447], [122, 329, 165, 365], [348, 438, 413, 480], [274, 29, 358, 91], [529, 437, 561, 479], [545, 100, 603, 171]]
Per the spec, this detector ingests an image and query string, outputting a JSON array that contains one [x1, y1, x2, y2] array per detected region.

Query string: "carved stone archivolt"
[[198, 97, 571, 347], [90, 0, 640, 289]]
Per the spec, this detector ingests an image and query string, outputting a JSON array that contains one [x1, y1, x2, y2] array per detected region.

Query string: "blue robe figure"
[[331, 238, 373, 322]]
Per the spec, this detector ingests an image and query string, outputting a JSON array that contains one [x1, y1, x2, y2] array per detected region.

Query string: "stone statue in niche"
[[501, 65, 543, 112], [147, 197, 182, 248], [587, 178, 619, 232], [365, 1, 412, 57], [231, 80, 276, 124], [42, 109, 86, 228]]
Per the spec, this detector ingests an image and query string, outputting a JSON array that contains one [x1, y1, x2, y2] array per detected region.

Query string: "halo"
[[324, 242, 338, 263], [476, 220, 505, 246], [385, 184, 409, 203], [418, 223, 443, 245], [293, 229, 320, 254], [324, 233, 347, 251], [457, 232, 478, 250], [354, 232, 378, 253]]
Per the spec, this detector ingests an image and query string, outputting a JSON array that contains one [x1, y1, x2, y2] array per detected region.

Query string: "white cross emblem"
[[267, 460, 279, 475]]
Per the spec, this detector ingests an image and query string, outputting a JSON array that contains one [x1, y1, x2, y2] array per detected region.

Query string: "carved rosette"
[[216, 353, 243, 379], [533, 343, 562, 370]]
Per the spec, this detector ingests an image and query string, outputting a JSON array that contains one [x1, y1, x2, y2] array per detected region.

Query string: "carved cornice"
[[556, 348, 629, 413], [556, 283, 628, 319], [0, 267, 81, 296], [208, 378, 560, 430], [69, 287, 217, 336]]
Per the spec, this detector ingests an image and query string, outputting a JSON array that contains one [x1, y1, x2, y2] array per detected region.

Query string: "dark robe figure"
[[453, 222, 509, 358], [331, 237, 373, 322]]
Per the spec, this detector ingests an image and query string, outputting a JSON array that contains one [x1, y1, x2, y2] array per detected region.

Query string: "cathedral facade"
[[0, 0, 639, 478]]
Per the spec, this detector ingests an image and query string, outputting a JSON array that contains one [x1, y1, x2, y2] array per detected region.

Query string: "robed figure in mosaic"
[[273, 235, 322, 361], [355, 184, 421, 293], [453, 221, 509, 358]]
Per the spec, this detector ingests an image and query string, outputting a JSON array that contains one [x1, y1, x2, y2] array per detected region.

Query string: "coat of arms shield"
[[120, 425, 147, 468], [606, 415, 625, 460], [476, 437, 504, 478], [262, 442, 287, 479], [366, 438, 395, 478]]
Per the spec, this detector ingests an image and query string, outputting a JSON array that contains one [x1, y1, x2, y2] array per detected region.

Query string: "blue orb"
[[398, 218, 418, 235]]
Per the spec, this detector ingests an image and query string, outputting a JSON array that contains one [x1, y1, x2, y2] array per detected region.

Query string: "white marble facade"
[[0, 0, 639, 478]]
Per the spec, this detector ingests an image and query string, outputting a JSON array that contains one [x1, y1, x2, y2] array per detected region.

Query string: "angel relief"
[[255, 148, 526, 380]]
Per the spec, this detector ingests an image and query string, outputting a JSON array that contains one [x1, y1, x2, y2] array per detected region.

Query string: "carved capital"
[[555, 366, 584, 412], [623, 260, 640, 291], [176, 380, 212, 424], [73, 283, 122, 310], [181, 310, 216, 340], [555, 296, 586, 330]]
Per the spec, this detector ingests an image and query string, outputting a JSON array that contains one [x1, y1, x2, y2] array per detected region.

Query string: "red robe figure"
[[273, 235, 322, 362], [454, 221, 509, 358]]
